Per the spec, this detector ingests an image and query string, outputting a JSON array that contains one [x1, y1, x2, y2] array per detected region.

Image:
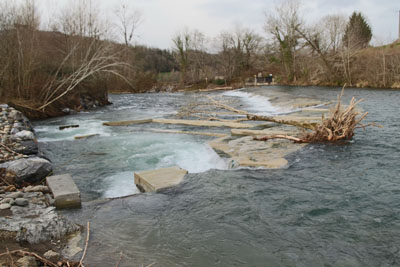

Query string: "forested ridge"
[[0, 0, 399, 118]]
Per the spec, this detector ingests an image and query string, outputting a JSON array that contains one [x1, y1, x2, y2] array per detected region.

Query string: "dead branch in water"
[[254, 134, 304, 143], [0, 249, 59, 267], [179, 85, 373, 143], [79, 221, 91, 267], [178, 95, 318, 129], [254, 86, 374, 143]]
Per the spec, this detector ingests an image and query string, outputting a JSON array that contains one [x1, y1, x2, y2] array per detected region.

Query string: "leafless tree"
[[57, 0, 108, 39], [39, 39, 127, 110], [114, 4, 142, 47], [322, 14, 347, 54], [172, 30, 191, 85], [216, 25, 262, 82], [0, 0, 39, 99], [264, 0, 303, 81], [296, 14, 346, 81]]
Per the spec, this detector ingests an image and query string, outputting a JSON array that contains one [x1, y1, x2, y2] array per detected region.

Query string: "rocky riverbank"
[[0, 104, 52, 186], [0, 105, 80, 266]]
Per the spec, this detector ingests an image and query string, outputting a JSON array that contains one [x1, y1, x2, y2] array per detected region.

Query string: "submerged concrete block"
[[46, 174, 81, 209], [134, 166, 188, 192]]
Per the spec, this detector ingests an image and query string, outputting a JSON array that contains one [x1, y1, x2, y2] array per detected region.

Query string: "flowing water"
[[34, 86, 400, 266]]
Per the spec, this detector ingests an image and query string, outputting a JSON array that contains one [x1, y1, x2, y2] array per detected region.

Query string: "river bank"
[[0, 105, 81, 266]]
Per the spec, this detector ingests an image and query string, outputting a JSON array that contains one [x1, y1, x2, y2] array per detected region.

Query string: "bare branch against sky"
[[9, 0, 399, 48]]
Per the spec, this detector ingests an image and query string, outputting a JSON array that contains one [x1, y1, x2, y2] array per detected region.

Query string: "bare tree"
[[296, 15, 346, 81], [215, 25, 262, 82], [264, 0, 303, 81], [114, 4, 142, 47], [57, 0, 108, 39], [215, 32, 235, 83], [0, 0, 39, 99], [322, 14, 347, 54], [172, 30, 191, 85], [39, 40, 127, 110]]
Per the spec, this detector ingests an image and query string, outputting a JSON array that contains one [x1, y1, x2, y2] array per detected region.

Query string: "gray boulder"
[[7, 191, 23, 199], [24, 185, 50, 193], [2, 157, 52, 184], [0, 203, 11, 210], [0, 197, 13, 204], [11, 127, 20, 135], [15, 198, 29, 207], [16, 256, 37, 267], [9, 205, 79, 244], [43, 250, 60, 261], [14, 140, 39, 155], [15, 130, 35, 141], [9, 110, 23, 121]]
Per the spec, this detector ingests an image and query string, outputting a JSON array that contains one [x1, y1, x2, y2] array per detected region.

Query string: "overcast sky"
[[35, 0, 399, 49]]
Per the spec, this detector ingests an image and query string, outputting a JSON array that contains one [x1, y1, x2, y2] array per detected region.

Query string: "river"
[[33, 86, 400, 266]]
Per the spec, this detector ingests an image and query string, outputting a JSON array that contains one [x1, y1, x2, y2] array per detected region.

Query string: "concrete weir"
[[103, 118, 254, 128], [46, 174, 81, 209], [134, 166, 188, 192]]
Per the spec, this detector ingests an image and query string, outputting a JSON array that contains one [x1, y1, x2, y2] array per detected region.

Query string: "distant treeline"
[[0, 0, 399, 117]]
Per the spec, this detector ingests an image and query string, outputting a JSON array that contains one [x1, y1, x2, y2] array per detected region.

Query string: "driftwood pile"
[[255, 88, 373, 143], [179, 87, 373, 143]]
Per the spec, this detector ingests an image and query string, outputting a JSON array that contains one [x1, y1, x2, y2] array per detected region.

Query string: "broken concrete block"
[[134, 166, 188, 192], [46, 174, 81, 209]]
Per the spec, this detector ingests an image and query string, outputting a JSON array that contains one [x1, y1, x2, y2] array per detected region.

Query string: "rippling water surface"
[[34, 86, 400, 266]]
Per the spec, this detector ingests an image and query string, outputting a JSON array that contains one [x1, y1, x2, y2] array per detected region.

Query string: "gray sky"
[[35, 0, 399, 49]]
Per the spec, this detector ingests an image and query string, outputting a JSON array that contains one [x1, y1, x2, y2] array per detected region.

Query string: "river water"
[[34, 86, 400, 266]]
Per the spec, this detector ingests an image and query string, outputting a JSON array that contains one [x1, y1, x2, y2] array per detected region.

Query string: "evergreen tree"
[[343, 12, 372, 49]]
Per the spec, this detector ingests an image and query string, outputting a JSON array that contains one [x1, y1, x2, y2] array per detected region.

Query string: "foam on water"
[[158, 143, 228, 173], [222, 90, 285, 115], [103, 171, 140, 198], [102, 141, 227, 198], [119, 133, 229, 173], [36, 119, 111, 142]]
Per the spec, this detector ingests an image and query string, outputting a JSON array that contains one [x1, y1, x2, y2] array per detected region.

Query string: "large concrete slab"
[[134, 166, 188, 192], [46, 174, 81, 209]]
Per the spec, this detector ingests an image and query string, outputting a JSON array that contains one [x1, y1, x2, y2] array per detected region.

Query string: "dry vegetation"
[[254, 87, 373, 143], [0, 0, 398, 120]]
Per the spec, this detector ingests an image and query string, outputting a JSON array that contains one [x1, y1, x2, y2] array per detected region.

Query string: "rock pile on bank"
[[0, 185, 79, 243], [0, 104, 52, 185], [0, 104, 79, 246]]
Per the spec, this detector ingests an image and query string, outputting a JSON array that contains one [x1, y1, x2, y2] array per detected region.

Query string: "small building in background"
[[246, 73, 274, 86]]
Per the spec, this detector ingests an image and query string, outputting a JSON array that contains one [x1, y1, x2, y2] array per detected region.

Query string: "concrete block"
[[46, 174, 81, 209], [134, 166, 188, 192]]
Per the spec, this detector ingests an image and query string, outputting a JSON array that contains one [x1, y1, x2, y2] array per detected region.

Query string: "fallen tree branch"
[[79, 221, 91, 267], [115, 252, 123, 267], [254, 85, 374, 143], [254, 134, 305, 143], [0, 143, 26, 157], [6, 248, 14, 267], [0, 249, 59, 267], [246, 114, 318, 130]]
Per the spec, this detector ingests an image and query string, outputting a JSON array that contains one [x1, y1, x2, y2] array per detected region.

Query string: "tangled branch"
[[255, 86, 374, 143]]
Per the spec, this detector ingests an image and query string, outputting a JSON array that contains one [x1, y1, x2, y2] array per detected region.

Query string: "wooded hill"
[[0, 0, 399, 118]]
